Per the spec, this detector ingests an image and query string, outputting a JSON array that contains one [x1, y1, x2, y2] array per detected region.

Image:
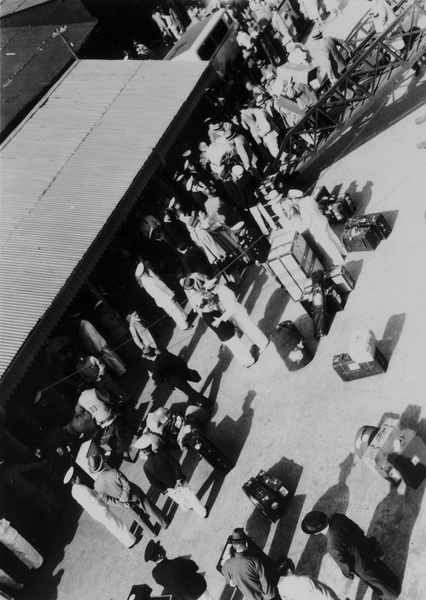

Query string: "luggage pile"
[[342, 213, 392, 252], [312, 186, 356, 224], [332, 328, 388, 381], [242, 470, 289, 522]]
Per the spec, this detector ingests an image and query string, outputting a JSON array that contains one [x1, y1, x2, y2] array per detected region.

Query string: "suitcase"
[[184, 430, 232, 472], [242, 475, 287, 522], [311, 186, 330, 204], [387, 429, 426, 489], [324, 282, 345, 312], [332, 347, 388, 382], [277, 62, 318, 84], [271, 320, 313, 370], [360, 418, 423, 487], [311, 273, 327, 337], [324, 265, 355, 293], [257, 470, 289, 499], [364, 213, 392, 240], [267, 231, 323, 301], [342, 224, 381, 252]]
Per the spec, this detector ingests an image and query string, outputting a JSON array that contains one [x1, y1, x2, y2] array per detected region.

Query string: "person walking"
[[222, 528, 277, 600], [139, 345, 213, 408], [135, 260, 191, 331], [277, 557, 341, 599], [301, 511, 400, 600], [88, 454, 168, 536], [126, 310, 157, 354], [137, 438, 208, 518], [145, 540, 213, 600], [309, 30, 351, 83], [202, 278, 269, 353], [64, 468, 137, 548], [198, 290, 256, 368]]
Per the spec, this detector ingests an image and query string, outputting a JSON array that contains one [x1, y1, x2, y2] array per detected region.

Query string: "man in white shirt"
[[277, 557, 341, 599]]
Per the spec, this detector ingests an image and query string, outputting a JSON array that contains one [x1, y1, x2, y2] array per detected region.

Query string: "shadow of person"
[[297, 452, 355, 578], [199, 345, 234, 403], [258, 287, 291, 336], [378, 313, 406, 362], [196, 391, 256, 512], [236, 267, 269, 317], [344, 180, 374, 216]]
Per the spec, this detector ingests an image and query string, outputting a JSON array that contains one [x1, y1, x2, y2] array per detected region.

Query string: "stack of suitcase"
[[342, 213, 392, 252], [359, 418, 426, 489], [184, 429, 232, 472], [311, 186, 356, 224], [242, 470, 289, 522], [267, 231, 323, 301]]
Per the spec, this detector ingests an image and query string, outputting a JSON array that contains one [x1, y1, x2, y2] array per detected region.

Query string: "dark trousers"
[[129, 486, 168, 536], [357, 558, 400, 600], [170, 376, 212, 407]]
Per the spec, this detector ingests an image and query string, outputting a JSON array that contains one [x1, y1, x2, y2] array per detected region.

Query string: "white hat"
[[63, 467, 74, 484], [135, 262, 145, 277], [232, 165, 244, 177], [168, 197, 176, 207], [231, 221, 246, 232], [288, 189, 303, 198], [267, 190, 282, 202]]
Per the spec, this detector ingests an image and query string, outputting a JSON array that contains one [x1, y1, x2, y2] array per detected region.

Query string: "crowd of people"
[[0, 0, 413, 597]]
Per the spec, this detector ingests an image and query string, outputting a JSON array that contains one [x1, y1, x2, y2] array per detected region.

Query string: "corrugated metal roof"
[[1, 22, 97, 140], [0, 0, 53, 18], [0, 59, 209, 383]]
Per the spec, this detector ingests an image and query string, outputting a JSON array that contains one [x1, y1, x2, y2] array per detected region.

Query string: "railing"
[[271, 0, 426, 176]]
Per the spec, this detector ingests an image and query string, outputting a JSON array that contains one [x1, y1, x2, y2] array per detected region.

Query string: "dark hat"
[[145, 540, 162, 562], [312, 29, 323, 39], [301, 511, 328, 534], [88, 454, 104, 474], [227, 527, 249, 543], [182, 276, 195, 290]]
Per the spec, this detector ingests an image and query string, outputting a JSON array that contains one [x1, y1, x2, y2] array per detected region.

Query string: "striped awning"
[[0, 59, 212, 399]]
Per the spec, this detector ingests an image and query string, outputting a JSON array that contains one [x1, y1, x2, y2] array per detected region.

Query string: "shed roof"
[[0, 59, 210, 394], [0, 0, 53, 18], [1, 22, 97, 141]]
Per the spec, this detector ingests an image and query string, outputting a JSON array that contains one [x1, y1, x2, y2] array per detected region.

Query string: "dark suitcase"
[[257, 470, 289, 499], [242, 477, 287, 522], [311, 272, 327, 337], [388, 429, 426, 489], [324, 282, 345, 312], [324, 265, 355, 293], [363, 213, 392, 240], [271, 320, 313, 370], [311, 186, 330, 204], [342, 225, 381, 252], [332, 347, 388, 382], [185, 430, 232, 472]]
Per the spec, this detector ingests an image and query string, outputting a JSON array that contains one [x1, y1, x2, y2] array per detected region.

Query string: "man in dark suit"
[[88, 454, 167, 536], [145, 540, 212, 600], [177, 242, 213, 277], [301, 511, 400, 599], [140, 346, 213, 408]]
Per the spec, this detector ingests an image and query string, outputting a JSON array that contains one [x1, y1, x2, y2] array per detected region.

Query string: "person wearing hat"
[[299, 0, 323, 26], [277, 557, 341, 599], [301, 512, 400, 599], [197, 289, 256, 368], [222, 165, 276, 237], [139, 345, 213, 408], [222, 528, 278, 600], [161, 208, 192, 248], [177, 242, 214, 278], [309, 29, 351, 84], [135, 260, 192, 331], [75, 355, 131, 405], [126, 310, 157, 355], [139, 441, 208, 518], [240, 102, 282, 162], [64, 468, 137, 548], [88, 454, 168, 535], [285, 40, 311, 66], [145, 541, 212, 600], [202, 278, 269, 353], [270, 4, 294, 47], [71, 314, 126, 377], [222, 126, 261, 178]]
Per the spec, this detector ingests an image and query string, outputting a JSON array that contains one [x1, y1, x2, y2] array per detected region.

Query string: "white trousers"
[[311, 221, 346, 267], [158, 297, 188, 330], [91, 504, 136, 548], [224, 334, 255, 367], [231, 310, 269, 351], [249, 203, 277, 235], [0, 520, 43, 569], [167, 481, 207, 518]]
